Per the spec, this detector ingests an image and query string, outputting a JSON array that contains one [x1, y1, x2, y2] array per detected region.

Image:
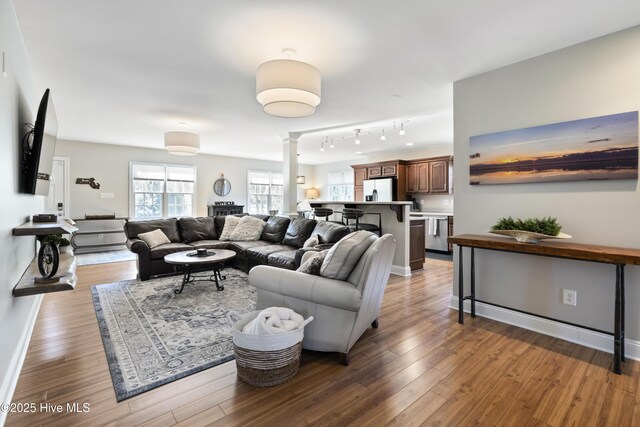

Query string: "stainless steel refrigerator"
[[363, 178, 394, 202]]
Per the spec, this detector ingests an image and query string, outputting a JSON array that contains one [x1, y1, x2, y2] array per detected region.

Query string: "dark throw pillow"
[[297, 250, 328, 276]]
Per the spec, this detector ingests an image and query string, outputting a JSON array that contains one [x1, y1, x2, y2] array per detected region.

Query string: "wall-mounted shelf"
[[13, 252, 77, 297], [13, 219, 78, 236], [12, 218, 79, 297]]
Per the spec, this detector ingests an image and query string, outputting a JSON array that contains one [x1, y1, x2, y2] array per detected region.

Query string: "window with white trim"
[[248, 171, 283, 214], [130, 162, 196, 219], [327, 171, 354, 201]]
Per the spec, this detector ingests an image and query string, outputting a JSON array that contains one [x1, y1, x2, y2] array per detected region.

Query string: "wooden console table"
[[448, 234, 640, 374]]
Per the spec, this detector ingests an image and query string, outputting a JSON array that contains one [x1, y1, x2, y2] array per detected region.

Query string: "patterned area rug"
[[76, 249, 137, 266], [91, 268, 255, 401]]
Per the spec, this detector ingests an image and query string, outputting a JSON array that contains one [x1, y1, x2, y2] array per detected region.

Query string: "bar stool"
[[312, 207, 334, 221], [342, 208, 382, 236]]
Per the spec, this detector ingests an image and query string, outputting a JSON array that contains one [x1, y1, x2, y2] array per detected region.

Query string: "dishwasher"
[[424, 216, 450, 252]]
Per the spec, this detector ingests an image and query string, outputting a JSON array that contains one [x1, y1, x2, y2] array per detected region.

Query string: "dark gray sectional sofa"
[[124, 215, 350, 281]]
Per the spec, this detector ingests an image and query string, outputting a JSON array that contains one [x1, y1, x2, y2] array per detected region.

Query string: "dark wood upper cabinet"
[[381, 164, 397, 177], [353, 166, 368, 201], [354, 167, 367, 186], [351, 161, 407, 201], [367, 166, 382, 178], [429, 160, 448, 193], [402, 156, 452, 194], [417, 163, 430, 192], [406, 164, 417, 192]]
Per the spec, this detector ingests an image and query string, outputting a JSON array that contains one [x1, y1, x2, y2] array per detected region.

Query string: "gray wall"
[[55, 139, 314, 219], [454, 26, 640, 339], [0, 0, 44, 417]]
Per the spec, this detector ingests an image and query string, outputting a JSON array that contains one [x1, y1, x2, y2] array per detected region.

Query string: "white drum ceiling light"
[[164, 131, 200, 156], [256, 55, 321, 118]]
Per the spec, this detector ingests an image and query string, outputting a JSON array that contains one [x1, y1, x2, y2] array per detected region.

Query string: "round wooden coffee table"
[[164, 249, 236, 294]]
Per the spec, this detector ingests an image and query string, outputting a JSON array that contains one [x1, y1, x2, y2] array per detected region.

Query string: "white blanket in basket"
[[242, 307, 305, 335]]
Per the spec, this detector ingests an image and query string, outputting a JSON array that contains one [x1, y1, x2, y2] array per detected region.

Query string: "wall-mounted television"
[[22, 88, 58, 196]]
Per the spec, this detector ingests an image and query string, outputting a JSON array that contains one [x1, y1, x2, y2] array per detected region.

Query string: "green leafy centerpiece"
[[490, 216, 571, 243]]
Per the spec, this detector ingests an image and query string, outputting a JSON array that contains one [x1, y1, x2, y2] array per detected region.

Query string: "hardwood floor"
[[7, 258, 639, 426]]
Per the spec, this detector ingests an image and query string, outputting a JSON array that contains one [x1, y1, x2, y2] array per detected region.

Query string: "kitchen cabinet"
[[418, 163, 429, 192], [406, 164, 417, 192], [381, 164, 397, 176], [405, 156, 452, 194], [367, 166, 382, 178], [351, 161, 406, 201], [409, 219, 426, 271], [429, 160, 449, 193], [353, 167, 368, 201], [405, 163, 428, 192]]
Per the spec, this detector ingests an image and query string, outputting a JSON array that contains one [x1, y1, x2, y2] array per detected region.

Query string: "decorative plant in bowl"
[[490, 216, 572, 243], [42, 234, 72, 253]]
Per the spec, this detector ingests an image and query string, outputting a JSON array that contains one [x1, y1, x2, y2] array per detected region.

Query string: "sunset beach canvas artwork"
[[469, 111, 638, 185]]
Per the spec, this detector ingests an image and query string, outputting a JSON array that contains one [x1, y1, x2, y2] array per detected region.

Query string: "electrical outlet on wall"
[[562, 289, 577, 306], [100, 193, 115, 199]]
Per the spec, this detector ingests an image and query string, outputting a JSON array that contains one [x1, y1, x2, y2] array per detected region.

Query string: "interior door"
[[44, 158, 68, 217]]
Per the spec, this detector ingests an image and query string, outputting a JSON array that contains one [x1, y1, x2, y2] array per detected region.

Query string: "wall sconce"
[[297, 176, 305, 184]]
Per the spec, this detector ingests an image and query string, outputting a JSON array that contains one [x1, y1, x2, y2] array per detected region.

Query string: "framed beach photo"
[[469, 111, 639, 185]]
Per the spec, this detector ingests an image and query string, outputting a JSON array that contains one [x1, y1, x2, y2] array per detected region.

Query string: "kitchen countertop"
[[311, 200, 412, 206], [409, 211, 454, 217]]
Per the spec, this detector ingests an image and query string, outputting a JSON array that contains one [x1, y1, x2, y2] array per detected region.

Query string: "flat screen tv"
[[22, 88, 58, 196]]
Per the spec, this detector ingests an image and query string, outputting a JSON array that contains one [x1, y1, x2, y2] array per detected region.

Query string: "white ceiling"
[[12, 0, 640, 165]]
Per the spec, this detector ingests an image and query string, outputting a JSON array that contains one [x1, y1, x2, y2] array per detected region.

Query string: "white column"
[[282, 132, 301, 217]]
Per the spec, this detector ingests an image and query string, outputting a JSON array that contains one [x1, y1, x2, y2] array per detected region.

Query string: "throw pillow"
[[297, 250, 328, 275], [219, 215, 241, 241], [138, 229, 171, 249], [303, 234, 319, 248], [230, 215, 267, 241], [320, 231, 378, 281]]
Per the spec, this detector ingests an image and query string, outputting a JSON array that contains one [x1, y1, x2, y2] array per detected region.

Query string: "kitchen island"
[[309, 201, 413, 276]]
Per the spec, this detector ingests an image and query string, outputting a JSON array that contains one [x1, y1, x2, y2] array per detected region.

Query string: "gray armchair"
[[249, 234, 396, 365]]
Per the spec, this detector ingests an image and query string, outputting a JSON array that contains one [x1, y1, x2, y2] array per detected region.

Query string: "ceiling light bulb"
[[406, 142, 414, 146], [356, 151, 362, 154], [380, 129, 386, 141], [399, 123, 406, 136], [320, 145, 324, 152]]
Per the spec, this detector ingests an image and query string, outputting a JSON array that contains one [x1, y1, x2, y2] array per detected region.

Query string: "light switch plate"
[[100, 192, 115, 199]]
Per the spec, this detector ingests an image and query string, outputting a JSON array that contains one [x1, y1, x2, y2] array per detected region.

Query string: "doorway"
[[44, 157, 70, 218]]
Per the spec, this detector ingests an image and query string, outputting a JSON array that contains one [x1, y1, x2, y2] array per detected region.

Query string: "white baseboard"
[[0, 295, 43, 426], [391, 265, 411, 277], [449, 296, 640, 361]]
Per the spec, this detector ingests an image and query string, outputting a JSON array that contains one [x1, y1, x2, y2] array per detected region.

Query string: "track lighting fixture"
[[355, 129, 361, 145], [399, 122, 406, 136], [330, 139, 335, 149], [380, 129, 386, 141]]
